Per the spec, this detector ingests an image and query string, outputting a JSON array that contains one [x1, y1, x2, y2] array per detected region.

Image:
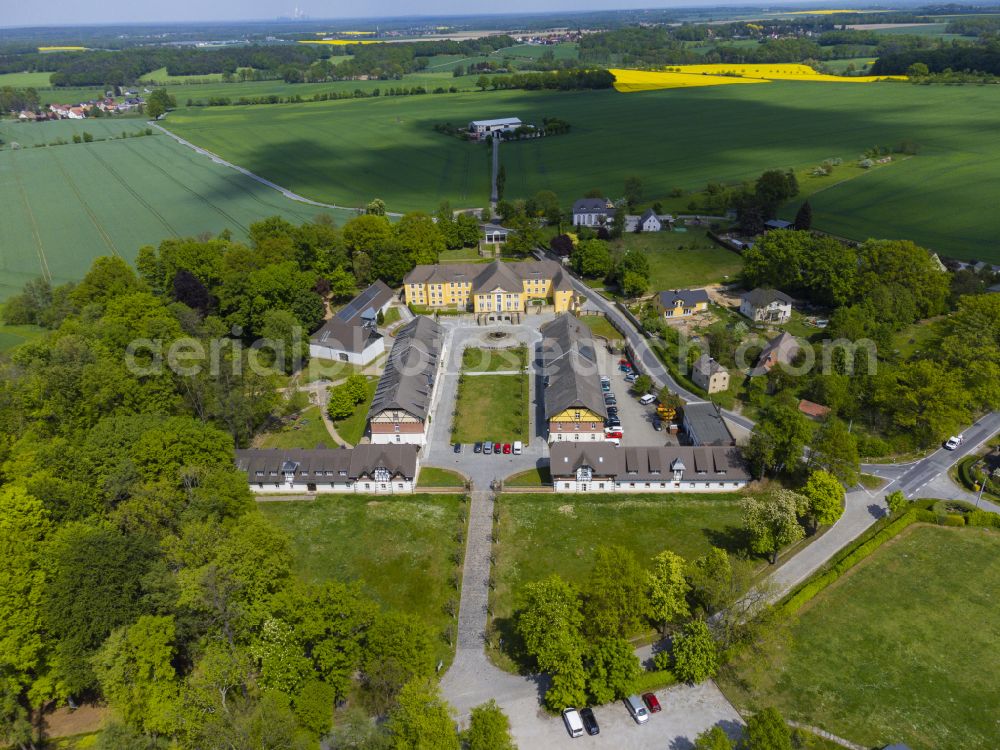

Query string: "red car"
[[503, 443, 512, 454], [605, 431, 623, 440], [641, 693, 661, 713], [493, 442, 502, 454]]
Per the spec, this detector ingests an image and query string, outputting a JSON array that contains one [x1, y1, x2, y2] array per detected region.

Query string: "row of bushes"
[[782, 500, 1000, 614]]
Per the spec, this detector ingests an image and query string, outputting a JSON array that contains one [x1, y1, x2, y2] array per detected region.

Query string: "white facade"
[[740, 297, 792, 323], [554, 477, 748, 493], [640, 214, 662, 232], [549, 429, 606, 442], [249, 475, 415, 494], [572, 211, 613, 227], [309, 336, 384, 366], [469, 117, 522, 139]]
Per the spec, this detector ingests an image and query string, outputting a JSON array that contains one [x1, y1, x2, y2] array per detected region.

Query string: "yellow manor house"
[[404, 260, 576, 320]]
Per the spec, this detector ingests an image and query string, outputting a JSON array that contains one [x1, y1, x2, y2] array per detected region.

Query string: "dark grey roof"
[[367, 316, 443, 422], [640, 208, 659, 221], [572, 198, 616, 215], [693, 354, 725, 378], [658, 288, 710, 308], [474, 260, 523, 293], [336, 280, 394, 324], [481, 222, 511, 235], [742, 287, 793, 308], [540, 315, 607, 420], [682, 402, 735, 446], [235, 444, 419, 482], [550, 442, 747, 483], [310, 317, 382, 354], [403, 259, 573, 293], [765, 219, 793, 229]]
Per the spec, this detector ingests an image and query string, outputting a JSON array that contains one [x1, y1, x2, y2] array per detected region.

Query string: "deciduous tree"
[[742, 490, 806, 564], [464, 700, 516, 750], [671, 620, 719, 684], [584, 546, 648, 637], [387, 678, 458, 750], [802, 469, 845, 532], [744, 706, 792, 750], [646, 550, 690, 633]]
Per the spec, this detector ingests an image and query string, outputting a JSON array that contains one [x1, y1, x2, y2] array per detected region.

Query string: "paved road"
[[564, 272, 756, 433]]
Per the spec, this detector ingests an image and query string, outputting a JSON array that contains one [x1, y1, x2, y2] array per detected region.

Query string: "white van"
[[512, 440, 523, 455], [639, 393, 656, 406], [625, 695, 649, 724], [562, 707, 585, 738]]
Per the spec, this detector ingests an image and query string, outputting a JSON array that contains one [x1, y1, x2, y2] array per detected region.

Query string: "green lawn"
[[139, 66, 224, 84], [618, 228, 744, 289], [331, 376, 377, 445], [0, 304, 45, 352], [417, 467, 467, 488], [721, 525, 1000, 750], [891, 316, 946, 359], [0, 119, 356, 301], [256, 406, 335, 450], [164, 81, 1000, 261], [461, 346, 527, 372], [579, 314, 621, 341], [492, 492, 746, 659], [439, 247, 485, 262], [503, 466, 551, 486], [452, 374, 528, 443], [258, 493, 467, 664], [381, 306, 401, 327], [299, 357, 366, 384]]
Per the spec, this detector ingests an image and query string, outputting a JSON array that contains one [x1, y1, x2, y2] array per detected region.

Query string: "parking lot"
[[596, 345, 676, 448]]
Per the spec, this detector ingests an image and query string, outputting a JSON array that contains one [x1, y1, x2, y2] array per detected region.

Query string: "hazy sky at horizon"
[[2, 0, 800, 29]]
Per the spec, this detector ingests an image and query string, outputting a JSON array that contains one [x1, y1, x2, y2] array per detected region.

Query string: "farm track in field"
[[9, 152, 52, 282], [49, 148, 121, 258], [85, 145, 179, 238], [120, 140, 250, 234]]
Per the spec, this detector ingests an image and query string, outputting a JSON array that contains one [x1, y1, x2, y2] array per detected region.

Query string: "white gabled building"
[[549, 442, 748, 493], [468, 117, 522, 140], [572, 197, 616, 227]]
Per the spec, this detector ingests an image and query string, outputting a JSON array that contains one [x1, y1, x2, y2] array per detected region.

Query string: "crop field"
[[611, 64, 904, 92], [0, 119, 357, 300], [164, 81, 1000, 261], [163, 70, 477, 104], [138, 66, 224, 84], [0, 71, 55, 88], [721, 525, 1000, 750]]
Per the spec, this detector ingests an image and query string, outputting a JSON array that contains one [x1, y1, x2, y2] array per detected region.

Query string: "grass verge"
[[452, 373, 529, 443]]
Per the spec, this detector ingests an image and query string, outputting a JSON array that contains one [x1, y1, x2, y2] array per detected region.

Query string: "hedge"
[[781, 503, 1000, 615], [632, 668, 677, 695], [780, 511, 918, 615]]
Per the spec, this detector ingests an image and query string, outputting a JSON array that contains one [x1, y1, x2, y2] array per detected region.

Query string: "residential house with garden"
[[751, 332, 802, 376], [692, 354, 730, 394], [656, 288, 710, 320], [740, 287, 793, 324], [572, 197, 616, 227], [468, 117, 522, 140]]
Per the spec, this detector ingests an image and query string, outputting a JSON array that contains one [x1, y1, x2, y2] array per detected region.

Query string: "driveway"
[[596, 345, 671, 447]]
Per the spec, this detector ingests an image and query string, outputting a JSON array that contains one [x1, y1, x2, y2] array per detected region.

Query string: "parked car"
[[474, 442, 483, 453], [606, 420, 622, 430], [503, 443, 512, 454], [483, 442, 492, 455], [606, 437, 621, 447], [580, 708, 599, 736], [639, 393, 656, 405], [619, 358, 631, 366], [600, 375, 611, 383], [642, 693, 661, 713], [602, 383, 611, 393], [562, 708, 585, 738], [653, 419, 663, 431], [513, 440, 523, 455], [624, 695, 649, 724], [619, 364, 632, 373], [605, 431, 623, 440], [453, 443, 462, 454], [606, 407, 619, 417], [494, 442, 502, 454], [944, 435, 964, 450], [624, 373, 638, 383]]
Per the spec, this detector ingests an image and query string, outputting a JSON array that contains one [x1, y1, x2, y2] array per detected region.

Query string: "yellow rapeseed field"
[[609, 68, 768, 92], [38, 46, 87, 52], [784, 8, 890, 13], [611, 64, 905, 92], [297, 40, 382, 46]]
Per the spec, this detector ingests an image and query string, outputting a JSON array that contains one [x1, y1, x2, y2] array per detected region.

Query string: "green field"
[[0, 119, 357, 301], [721, 525, 1000, 750], [491, 492, 745, 653], [451, 373, 528, 443], [258, 493, 467, 664], [139, 66, 224, 84], [164, 82, 1000, 261], [0, 71, 55, 88], [618, 230, 744, 288]]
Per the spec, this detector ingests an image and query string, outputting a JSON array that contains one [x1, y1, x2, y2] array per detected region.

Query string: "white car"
[[944, 435, 964, 450], [562, 707, 584, 738]]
